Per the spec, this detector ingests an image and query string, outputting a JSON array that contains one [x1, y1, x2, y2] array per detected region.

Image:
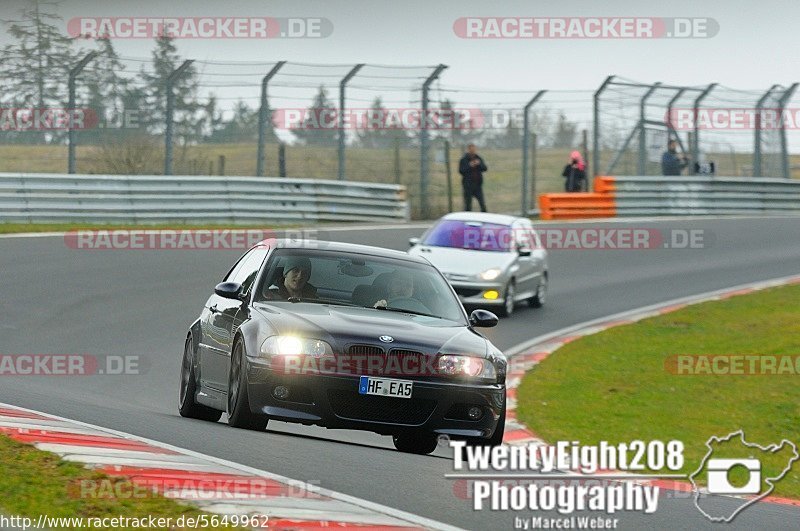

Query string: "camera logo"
[[690, 430, 798, 523], [706, 458, 761, 495]]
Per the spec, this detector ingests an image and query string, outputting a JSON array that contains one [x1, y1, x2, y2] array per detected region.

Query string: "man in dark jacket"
[[661, 140, 688, 176], [458, 143, 488, 212], [265, 256, 317, 300]]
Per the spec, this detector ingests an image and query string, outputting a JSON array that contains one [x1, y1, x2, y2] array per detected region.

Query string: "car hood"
[[409, 246, 516, 277], [252, 303, 488, 357]]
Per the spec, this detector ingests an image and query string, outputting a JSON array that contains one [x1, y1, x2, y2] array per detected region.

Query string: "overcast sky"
[[2, 0, 796, 91]]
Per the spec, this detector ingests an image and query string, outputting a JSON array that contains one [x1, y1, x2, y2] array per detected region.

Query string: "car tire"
[[179, 336, 223, 422], [392, 431, 439, 455], [466, 406, 506, 448], [227, 339, 268, 431], [497, 281, 515, 318], [529, 273, 548, 308]]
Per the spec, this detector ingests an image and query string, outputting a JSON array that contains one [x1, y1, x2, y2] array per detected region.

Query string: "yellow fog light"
[[483, 290, 500, 300]]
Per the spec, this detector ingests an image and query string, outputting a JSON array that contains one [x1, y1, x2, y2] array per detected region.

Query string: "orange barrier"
[[593, 175, 616, 193], [538, 191, 616, 220]]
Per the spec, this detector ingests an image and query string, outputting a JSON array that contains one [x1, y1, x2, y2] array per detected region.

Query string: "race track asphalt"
[[1, 216, 799, 530]]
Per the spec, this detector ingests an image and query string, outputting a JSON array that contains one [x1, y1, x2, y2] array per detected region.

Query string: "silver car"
[[408, 212, 548, 317]]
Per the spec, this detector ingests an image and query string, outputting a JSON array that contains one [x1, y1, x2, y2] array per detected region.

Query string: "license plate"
[[358, 376, 413, 398]]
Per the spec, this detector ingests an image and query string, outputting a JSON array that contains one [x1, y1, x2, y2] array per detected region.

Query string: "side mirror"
[[518, 247, 532, 257], [469, 309, 499, 328], [409, 237, 421, 248], [215, 282, 243, 300]]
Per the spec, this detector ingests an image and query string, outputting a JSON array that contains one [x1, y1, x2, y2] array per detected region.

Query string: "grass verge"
[[517, 284, 800, 498], [0, 434, 242, 530]]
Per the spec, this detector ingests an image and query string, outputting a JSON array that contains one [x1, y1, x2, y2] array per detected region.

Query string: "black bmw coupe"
[[179, 239, 506, 454]]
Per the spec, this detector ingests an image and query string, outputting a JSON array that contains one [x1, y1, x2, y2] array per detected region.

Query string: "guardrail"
[[539, 176, 800, 219], [0, 173, 409, 224]]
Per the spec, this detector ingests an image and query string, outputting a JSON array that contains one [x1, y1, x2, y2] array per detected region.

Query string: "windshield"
[[422, 219, 515, 252], [254, 249, 467, 324]]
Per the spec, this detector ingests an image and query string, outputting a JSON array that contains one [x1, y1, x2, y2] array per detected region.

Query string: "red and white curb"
[[500, 272, 800, 507], [0, 404, 463, 530]]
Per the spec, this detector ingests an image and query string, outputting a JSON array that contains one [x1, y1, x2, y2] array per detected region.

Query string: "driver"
[[374, 271, 430, 314], [266, 256, 317, 300]]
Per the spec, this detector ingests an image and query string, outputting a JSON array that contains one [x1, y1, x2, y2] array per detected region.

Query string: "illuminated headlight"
[[260, 336, 333, 358], [479, 268, 502, 280], [437, 355, 497, 379]]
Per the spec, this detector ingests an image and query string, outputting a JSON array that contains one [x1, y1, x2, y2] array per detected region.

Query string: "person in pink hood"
[[562, 150, 587, 192]]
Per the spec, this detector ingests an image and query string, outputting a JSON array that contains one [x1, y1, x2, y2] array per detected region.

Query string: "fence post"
[[530, 133, 538, 202], [67, 52, 97, 174], [522, 90, 546, 216], [581, 129, 589, 189], [257, 61, 286, 177], [593, 75, 615, 180], [393, 138, 402, 184], [778, 83, 798, 179], [278, 143, 287, 177], [164, 60, 194, 176], [753, 85, 778, 177], [337, 64, 364, 181], [420, 64, 448, 219], [637, 82, 661, 175], [692, 83, 717, 174], [444, 139, 453, 213]]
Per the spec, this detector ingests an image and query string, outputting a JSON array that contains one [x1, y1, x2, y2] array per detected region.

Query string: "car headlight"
[[479, 268, 502, 280], [437, 354, 497, 379], [260, 336, 333, 358]]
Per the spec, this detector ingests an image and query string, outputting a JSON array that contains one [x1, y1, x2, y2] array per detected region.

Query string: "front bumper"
[[245, 357, 505, 439], [449, 280, 507, 306]]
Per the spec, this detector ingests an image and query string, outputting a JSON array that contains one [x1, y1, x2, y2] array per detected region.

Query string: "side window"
[[233, 247, 269, 293], [223, 250, 251, 282]]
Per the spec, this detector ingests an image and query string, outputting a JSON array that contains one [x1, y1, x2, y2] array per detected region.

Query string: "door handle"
[[209, 305, 219, 314]]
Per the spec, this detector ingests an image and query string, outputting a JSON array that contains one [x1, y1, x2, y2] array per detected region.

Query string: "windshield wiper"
[[374, 306, 440, 319]]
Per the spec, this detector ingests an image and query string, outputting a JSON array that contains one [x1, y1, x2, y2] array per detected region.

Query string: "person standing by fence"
[[661, 139, 689, 176], [562, 150, 587, 192], [458, 143, 488, 212]]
